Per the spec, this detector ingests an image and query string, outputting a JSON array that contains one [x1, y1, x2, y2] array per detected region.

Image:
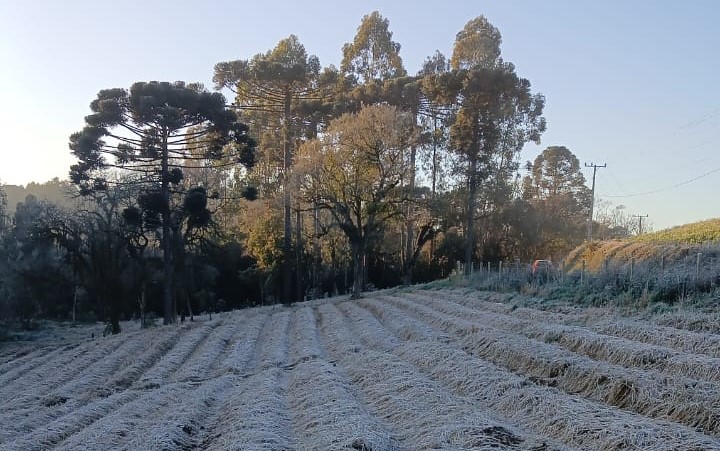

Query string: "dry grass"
[[391, 292, 720, 436], [2, 288, 720, 450]]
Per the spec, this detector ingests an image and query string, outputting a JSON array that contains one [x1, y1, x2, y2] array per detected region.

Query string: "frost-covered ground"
[[2, 288, 720, 450]]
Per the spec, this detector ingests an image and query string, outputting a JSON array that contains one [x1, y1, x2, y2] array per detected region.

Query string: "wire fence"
[[452, 252, 720, 305]]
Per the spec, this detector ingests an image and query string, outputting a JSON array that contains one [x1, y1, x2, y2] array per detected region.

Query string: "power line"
[[602, 165, 720, 198]]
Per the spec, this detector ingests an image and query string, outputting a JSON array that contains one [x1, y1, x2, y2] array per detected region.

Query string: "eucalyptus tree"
[[296, 105, 418, 298], [215, 35, 325, 303], [341, 11, 406, 83], [69, 81, 256, 324], [426, 17, 546, 274]]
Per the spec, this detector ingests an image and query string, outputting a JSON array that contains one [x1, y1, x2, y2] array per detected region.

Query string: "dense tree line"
[[0, 12, 639, 332]]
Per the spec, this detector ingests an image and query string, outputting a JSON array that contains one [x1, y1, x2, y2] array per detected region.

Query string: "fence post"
[[581, 259, 586, 285], [660, 255, 665, 272], [630, 257, 635, 281], [696, 252, 702, 281], [471, 261, 474, 275]]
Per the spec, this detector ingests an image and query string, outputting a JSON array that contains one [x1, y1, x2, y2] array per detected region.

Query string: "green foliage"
[[69, 80, 256, 324], [296, 104, 418, 297], [341, 11, 406, 83], [521, 146, 591, 260], [422, 15, 546, 274], [633, 218, 720, 244], [4, 11, 640, 331], [70, 81, 255, 194]]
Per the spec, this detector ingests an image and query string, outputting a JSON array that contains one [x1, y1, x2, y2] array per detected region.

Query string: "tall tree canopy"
[[341, 11, 406, 83], [450, 16, 503, 70], [215, 35, 325, 303], [424, 16, 546, 273], [522, 146, 591, 259], [296, 104, 418, 298], [69, 81, 256, 324]]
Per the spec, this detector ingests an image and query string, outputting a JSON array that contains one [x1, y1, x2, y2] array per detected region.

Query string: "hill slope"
[[634, 218, 720, 244], [565, 218, 720, 273], [2, 289, 720, 450]]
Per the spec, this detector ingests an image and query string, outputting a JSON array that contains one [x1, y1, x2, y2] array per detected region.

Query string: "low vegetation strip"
[[2, 288, 720, 450]]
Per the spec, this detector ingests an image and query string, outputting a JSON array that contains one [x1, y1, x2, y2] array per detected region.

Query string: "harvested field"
[[2, 289, 720, 450]]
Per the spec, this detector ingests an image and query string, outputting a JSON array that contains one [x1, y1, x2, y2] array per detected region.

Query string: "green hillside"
[[564, 218, 720, 273], [633, 218, 720, 245]]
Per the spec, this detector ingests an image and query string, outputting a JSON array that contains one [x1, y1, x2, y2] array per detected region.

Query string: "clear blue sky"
[[1, 0, 718, 230]]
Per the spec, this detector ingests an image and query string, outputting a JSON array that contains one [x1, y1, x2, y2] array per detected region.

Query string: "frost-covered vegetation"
[[2, 288, 720, 450]]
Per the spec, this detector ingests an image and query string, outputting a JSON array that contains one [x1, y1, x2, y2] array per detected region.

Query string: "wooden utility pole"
[[585, 162, 606, 241], [634, 214, 649, 235]]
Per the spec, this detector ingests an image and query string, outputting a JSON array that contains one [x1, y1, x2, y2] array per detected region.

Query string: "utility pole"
[[634, 214, 649, 235], [585, 162, 606, 241]]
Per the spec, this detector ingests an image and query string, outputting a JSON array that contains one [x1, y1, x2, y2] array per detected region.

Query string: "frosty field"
[[2, 288, 720, 450]]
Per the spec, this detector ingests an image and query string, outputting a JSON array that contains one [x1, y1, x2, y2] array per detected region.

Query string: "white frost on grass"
[[395, 339, 720, 451], [286, 307, 322, 362], [6, 289, 720, 450], [319, 301, 568, 451], [288, 357, 396, 450], [171, 320, 238, 382], [219, 313, 267, 374], [0, 345, 55, 382], [104, 326, 182, 389], [137, 322, 216, 388], [4, 390, 140, 450], [595, 318, 720, 358], [391, 293, 720, 436], [203, 367, 294, 451], [245, 309, 291, 373], [0, 338, 121, 408], [424, 292, 720, 384], [119, 375, 234, 450], [53, 381, 194, 450]]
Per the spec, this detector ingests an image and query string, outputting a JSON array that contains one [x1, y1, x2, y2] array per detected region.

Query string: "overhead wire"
[[602, 163, 720, 198]]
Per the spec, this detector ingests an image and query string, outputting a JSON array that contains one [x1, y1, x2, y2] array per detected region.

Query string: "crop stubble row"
[[2, 290, 720, 450]]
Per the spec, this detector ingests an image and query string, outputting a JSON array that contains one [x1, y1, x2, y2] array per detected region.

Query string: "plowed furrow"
[[358, 296, 720, 450], [320, 301, 571, 451], [389, 293, 720, 436]]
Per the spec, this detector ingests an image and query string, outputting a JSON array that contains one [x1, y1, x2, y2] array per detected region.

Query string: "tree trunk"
[[296, 208, 303, 302], [403, 144, 417, 286], [465, 154, 478, 276], [72, 285, 78, 325], [139, 286, 146, 328], [161, 131, 175, 324], [312, 204, 322, 299], [351, 240, 365, 299], [282, 88, 293, 304]]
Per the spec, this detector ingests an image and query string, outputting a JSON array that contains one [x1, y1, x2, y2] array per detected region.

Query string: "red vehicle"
[[531, 259, 555, 281]]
